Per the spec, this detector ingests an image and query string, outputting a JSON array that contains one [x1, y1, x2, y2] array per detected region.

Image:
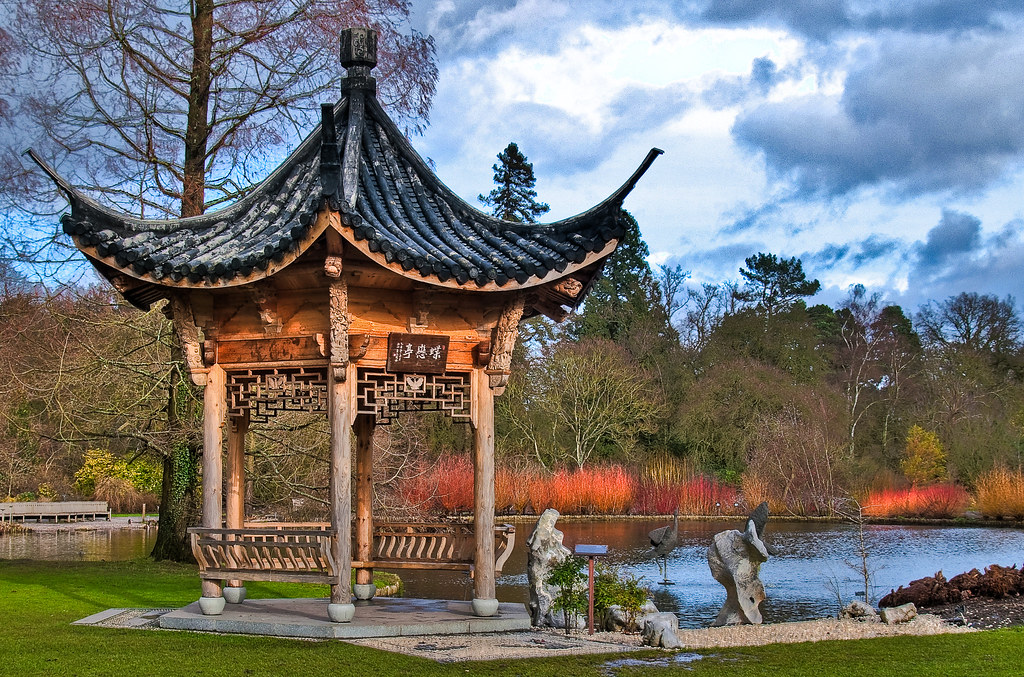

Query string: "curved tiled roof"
[[31, 63, 661, 298]]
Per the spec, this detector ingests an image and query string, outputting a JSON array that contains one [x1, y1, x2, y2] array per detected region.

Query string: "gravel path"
[[345, 614, 974, 662]]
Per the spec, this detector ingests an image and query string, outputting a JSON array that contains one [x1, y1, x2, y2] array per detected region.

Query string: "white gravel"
[[345, 614, 974, 662]]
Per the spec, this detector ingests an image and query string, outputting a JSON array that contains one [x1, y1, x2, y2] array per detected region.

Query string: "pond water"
[[0, 526, 157, 561], [4, 518, 1023, 628], [393, 519, 1024, 628]]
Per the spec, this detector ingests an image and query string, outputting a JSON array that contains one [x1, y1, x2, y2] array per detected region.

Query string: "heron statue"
[[649, 508, 680, 584]]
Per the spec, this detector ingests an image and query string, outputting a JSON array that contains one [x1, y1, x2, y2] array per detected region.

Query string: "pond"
[[4, 518, 1023, 628]]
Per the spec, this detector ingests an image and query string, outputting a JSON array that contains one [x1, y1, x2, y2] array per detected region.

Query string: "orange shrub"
[[433, 456, 474, 512], [678, 476, 741, 516], [583, 466, 636, 514], [496, 465, 537, 514], [975, 468, 1024, 519], [863, 484, 970, 518]]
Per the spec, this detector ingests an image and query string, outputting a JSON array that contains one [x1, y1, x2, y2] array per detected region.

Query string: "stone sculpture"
[[526, 508, 572, 627], [707, 501, 774, 626], [640, 613, 683, 649]]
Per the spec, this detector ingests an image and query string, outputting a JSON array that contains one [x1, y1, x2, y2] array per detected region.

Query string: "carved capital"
[[324, 255, 344, 279], [169, 296, 208, 386], [250, 285, 282, 334], [329, 279, 350, 379], [486, 295, 525, 386]]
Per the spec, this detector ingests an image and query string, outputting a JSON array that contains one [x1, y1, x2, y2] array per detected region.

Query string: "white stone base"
[[353, 583, 376, 601], [328, 603, 356, 623], [223, 586, 247, 604], [198, 596, 226, 616], [472, 597, 499, 617]]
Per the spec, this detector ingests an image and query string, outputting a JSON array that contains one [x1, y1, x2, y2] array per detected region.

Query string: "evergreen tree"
[[569, 211, 678, 365], [478, 142, 550, 223], [739, 253, 821, 320]]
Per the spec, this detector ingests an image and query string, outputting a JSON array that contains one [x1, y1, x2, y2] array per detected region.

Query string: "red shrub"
[[433, 456, 474, 512], [863, 484, 969, 518]]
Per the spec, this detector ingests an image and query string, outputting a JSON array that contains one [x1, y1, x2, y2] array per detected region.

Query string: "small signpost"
[[574, 544, 608, 635]]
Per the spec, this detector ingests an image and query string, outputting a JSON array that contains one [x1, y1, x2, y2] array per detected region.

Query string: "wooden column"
[[224, 410, 249, 597], [327, 365, 355, 622], [201, 365, 227, 606], [472, 367, 498, 616], [353, 414, 375, 598]]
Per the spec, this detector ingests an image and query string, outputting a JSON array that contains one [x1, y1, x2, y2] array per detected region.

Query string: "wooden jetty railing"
[[191, 522, 515, 584], [0, 501, 110, 523]]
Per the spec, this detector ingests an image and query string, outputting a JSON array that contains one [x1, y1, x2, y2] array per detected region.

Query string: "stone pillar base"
[[353, 583, 376, 601], [328, 603, 356, 623], [472, 597, 499, 617], [223, 586, 247, 604], [198, 596, 226, 616]]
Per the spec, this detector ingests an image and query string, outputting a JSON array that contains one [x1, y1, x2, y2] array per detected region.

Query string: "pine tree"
[[569, 211, 677, 358], [478, 142, 550, 223]]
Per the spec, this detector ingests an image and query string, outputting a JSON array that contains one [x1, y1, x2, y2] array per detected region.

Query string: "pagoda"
[[33, 27, 660, 622]]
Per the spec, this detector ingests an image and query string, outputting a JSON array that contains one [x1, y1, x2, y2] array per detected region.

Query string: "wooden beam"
[[472, 368, 497, 613], [354, 414, 375, 590], [201, 365, 227, 600], [328, 363, 354, 617], [225, 410, 249, 590]]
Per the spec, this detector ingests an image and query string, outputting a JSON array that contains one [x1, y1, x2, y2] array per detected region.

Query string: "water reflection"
[[0, 528, 157, 561]]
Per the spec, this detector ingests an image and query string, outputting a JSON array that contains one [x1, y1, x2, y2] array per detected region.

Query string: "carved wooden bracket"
[[553, 277, 584, 299], [329, 277, 350, 382], [487, 294, 525, 391], [202, 340, 217, 367], [473, 340, 492, 368], [168, 296, 208, 386], [349, 334, 370, 361], [407, 291, 430, 331], [324, 255, 344, 279], [249, 285, 282, 334]]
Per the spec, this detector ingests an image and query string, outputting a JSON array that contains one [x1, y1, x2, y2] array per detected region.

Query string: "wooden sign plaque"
[[386, 333, 450, 374]]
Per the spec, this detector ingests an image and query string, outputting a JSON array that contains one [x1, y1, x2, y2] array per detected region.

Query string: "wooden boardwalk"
[[0, 501, 110, 523]]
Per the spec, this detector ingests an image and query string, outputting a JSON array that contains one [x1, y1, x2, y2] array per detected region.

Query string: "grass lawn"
[[0, 559, 1022, 676]]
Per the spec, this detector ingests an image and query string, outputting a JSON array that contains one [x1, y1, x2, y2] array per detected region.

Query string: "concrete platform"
[[158, 597, 532, 639]]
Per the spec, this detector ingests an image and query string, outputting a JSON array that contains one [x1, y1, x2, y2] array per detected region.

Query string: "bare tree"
[[916, 292, 1021, 358], [2, 1, 438, 559]]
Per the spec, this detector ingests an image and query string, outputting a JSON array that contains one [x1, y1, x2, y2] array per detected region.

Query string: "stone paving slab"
[[157, 597, 531, 639]]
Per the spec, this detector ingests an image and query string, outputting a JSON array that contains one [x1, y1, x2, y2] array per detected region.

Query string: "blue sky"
[[406, 1, 1024, 310]]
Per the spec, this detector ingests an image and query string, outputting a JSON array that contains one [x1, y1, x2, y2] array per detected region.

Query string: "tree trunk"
[[181, 0, 213, 219], [151, 358, 200, 562], [152, 0, 213, 561]]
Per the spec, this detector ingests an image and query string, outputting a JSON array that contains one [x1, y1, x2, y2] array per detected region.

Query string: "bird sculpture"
[[648, 508, 680, 584]]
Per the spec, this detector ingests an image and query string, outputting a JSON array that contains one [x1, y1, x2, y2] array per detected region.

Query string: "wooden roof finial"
[[340, 27, 377, 93]]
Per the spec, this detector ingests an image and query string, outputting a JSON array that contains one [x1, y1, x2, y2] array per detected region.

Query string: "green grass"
[[0, 559, 1022, 676]]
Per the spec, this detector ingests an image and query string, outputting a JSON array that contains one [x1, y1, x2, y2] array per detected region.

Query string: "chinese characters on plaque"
[[387, 333, 449, 374]]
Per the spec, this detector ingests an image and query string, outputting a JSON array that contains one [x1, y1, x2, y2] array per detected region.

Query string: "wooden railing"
[[356, 522, 516, 573], [191, 522, 516, 584], [190, 527, 336, 584]]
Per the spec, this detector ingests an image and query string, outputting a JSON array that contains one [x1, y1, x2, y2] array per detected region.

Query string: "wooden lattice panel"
[[356, 368, 471, 424], [227, 367, 328, 422]]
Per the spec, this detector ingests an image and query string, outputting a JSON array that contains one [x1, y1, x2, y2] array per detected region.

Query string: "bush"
[[862, 484, 970, 518], [546, 556, 587, 634], [594, 564, 650, 633], [975, 467, 1024, 519], [901, 426, 947, 485]]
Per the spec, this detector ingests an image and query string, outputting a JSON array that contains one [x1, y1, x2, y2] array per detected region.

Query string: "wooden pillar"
[[200, 365, 226, 610], [353, 414, 375, 599], [327, 365, 355, 622], [224, 410, 249, 599], [472, 367, 498, 616]]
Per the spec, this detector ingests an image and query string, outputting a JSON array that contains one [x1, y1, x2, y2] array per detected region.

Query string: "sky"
[[405, 0, 1024, 310]]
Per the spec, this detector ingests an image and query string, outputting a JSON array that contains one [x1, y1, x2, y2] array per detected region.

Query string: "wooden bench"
[[191, 522, 515, 584]]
